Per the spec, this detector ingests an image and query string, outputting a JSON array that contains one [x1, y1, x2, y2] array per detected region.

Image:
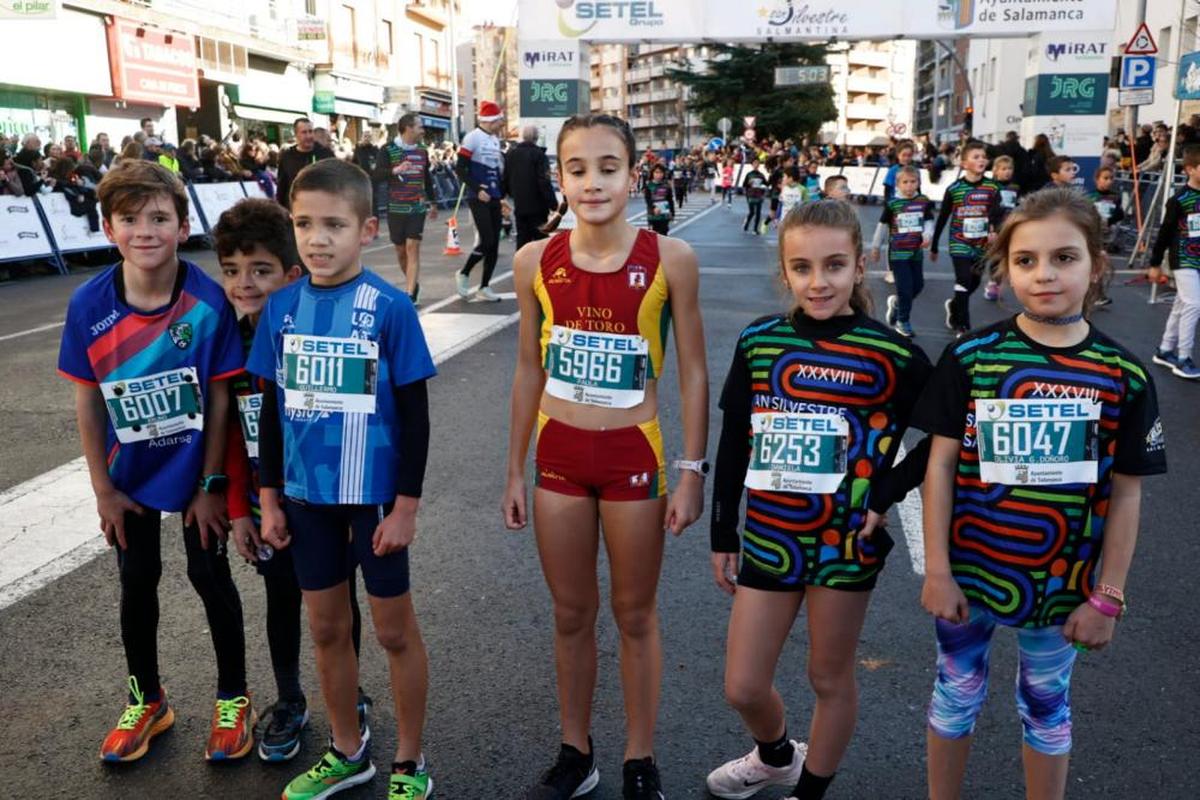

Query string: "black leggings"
[[950, 255, 984, 330], [117, 510, 246, 698], [460, 198, 502, 288], [261, 550, 363, 704], [649, 219, 670, 236], [744, 200, 763, 231]]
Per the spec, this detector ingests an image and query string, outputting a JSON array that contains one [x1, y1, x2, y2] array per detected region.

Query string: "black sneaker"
[[410, 283, 421, 307], [257, 699, 309, 762], [622, 757, 664, 799], [357, 688, 372, 744], [526, 741, 599, 799]]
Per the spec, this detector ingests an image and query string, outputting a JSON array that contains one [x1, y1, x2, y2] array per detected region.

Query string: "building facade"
[[822, 40, 917, 147], [914, 38, 971, 144]]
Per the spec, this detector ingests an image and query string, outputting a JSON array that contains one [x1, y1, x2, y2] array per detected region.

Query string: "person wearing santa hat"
[[456, 101, 509, 302]]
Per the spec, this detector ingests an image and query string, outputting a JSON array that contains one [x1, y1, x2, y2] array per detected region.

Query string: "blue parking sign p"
[[1121, 56, 1156, 89]]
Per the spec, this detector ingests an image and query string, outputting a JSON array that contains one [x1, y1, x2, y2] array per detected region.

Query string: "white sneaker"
[[476, 286, 502, 302], [884, 269, 895, 284], [455, 272, 471, 298], [944, 297, 954, 330], [885, 294, 898, 327], [705, 740, 807, 799]]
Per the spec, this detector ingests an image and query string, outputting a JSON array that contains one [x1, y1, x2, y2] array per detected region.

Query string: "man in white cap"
[[456, 101, 507, 301]]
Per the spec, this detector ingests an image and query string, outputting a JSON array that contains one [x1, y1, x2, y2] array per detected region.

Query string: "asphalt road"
[[0, 196, 1196, 799]]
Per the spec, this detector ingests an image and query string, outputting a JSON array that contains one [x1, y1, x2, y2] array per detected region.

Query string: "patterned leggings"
[[928, 604, 1077, 755]]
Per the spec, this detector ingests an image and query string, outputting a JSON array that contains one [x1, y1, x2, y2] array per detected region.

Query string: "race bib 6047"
[[975, 398, 1101, 485]]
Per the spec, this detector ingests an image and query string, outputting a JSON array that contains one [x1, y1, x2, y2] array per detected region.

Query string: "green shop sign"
[[520, 80, 586, 118], [1023, 73, 1108, 116]]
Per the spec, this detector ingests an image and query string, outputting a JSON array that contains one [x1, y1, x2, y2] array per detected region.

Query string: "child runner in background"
[[722, 159, 736, 206], [871, 166, 934, 338], [57, 160, 253, 764], [644, 162, 675, 236], [1149, 144, 1200, 380], [983, 155, 1022, 302], [706, 200, 930, 800], [915, 187, 1166, 800], [822, 174, 850, 202], [1088, 166, 1126, 308], [743, 165, 768, 235], [778, 167, 809, 221], [671, 159, 689, 209], [930, 140, 1002, 337], [250, 159, 438, 800], [214, 198, 372, 764], [504, 114, 708, 800], [882, 142, 919, 203], [1046, 155, 1080, 190]]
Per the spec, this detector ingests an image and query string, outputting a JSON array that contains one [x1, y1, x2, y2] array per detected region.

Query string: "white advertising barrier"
[[841, 166, 879, 198], [192, 182, 249, 230], [922, 169, 963, 203], [38, 192, 111, 254], [0, 197, 54, 261], [516, 0, 1116, 41], [187, 201, 205, 236], [816, 166, 843, 187], [242, 181, 270, 200]]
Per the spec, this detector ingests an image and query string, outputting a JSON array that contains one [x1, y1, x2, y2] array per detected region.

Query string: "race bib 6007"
[[282, 334, 378, 414], [975, 398, 1101, 485], [101, 367, 203, 444], [544, 325, 648, 409], [745, 412, 849, 494]]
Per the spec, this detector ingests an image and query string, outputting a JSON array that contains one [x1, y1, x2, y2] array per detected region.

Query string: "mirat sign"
[[523, 0, 1117, 41]]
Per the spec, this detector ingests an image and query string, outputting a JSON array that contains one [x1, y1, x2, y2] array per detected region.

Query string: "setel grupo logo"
[[553, 0, 664, 38]]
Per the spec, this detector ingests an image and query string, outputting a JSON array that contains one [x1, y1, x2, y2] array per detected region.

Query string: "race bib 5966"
[[544, 325, 649, 409], [975, 398, 1101, 485]]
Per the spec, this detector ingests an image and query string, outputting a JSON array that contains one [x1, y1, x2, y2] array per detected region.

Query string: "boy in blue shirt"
[[57, 160, 253, 764], [248, 158, 437, 799]]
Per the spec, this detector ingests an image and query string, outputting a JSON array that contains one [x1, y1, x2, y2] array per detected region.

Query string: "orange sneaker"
[[99, 677, 175, 763], [205, 695, 256, 761]]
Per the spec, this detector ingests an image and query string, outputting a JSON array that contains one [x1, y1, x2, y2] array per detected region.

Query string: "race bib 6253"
[[745, 411, 849, 494]]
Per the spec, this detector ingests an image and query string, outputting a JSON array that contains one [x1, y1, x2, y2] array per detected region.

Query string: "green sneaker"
[[282, 747, 376, 799], [388, 766, 433, 800]]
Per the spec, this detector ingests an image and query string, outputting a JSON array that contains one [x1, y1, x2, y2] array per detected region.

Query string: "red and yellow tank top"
[[533, 229, 671, 409]]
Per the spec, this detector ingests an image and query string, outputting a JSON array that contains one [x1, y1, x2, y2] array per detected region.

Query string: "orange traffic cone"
[[443, 217, 462, 256]]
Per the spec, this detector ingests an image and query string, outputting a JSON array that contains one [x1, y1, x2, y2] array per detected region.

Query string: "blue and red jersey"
[[57, 261, 243, 512]]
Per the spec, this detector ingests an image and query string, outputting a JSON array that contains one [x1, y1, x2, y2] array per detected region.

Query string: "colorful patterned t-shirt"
[[381, 142, 433, 215], [933, 176, 1002, 258], [57, 261, 243, 512], [879, 194, 935, 261], [912, 317, 1166, 628], [711, 312, 931, 587]]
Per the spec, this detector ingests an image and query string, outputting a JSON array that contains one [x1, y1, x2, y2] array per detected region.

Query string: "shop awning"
[[419, 114, 450, 129], [333, 99, 381, 122], [233, 105, 306, 126]]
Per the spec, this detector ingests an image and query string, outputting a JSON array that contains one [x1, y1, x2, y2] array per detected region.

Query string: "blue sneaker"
[[357, 688, 372, 743], [1153, 348, 1181, 369], [257, 699, 309, 762], [1172, 357, 1200, 380]]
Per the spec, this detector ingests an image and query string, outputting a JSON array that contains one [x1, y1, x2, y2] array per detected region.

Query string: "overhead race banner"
[[521, 0, 1117, 41]]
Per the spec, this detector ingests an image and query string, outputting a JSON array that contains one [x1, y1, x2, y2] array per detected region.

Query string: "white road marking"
[[0, 307, 520, 610], [894, 441, 926, 575], [0, 321, 66, 343]]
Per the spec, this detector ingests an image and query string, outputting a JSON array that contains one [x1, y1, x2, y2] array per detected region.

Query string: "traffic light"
[[964, 106, 974, 134]]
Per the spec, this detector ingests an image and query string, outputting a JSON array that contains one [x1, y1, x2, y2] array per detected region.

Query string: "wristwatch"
[[672, 459, 710, 478], [199, 474, 229, 494]]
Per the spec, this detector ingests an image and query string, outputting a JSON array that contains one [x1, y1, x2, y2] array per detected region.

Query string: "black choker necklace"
[[1022, 310, 1084, 326]]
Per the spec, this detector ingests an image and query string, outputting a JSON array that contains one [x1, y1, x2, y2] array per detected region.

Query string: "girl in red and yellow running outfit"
[[503, 114, 708, 800]]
